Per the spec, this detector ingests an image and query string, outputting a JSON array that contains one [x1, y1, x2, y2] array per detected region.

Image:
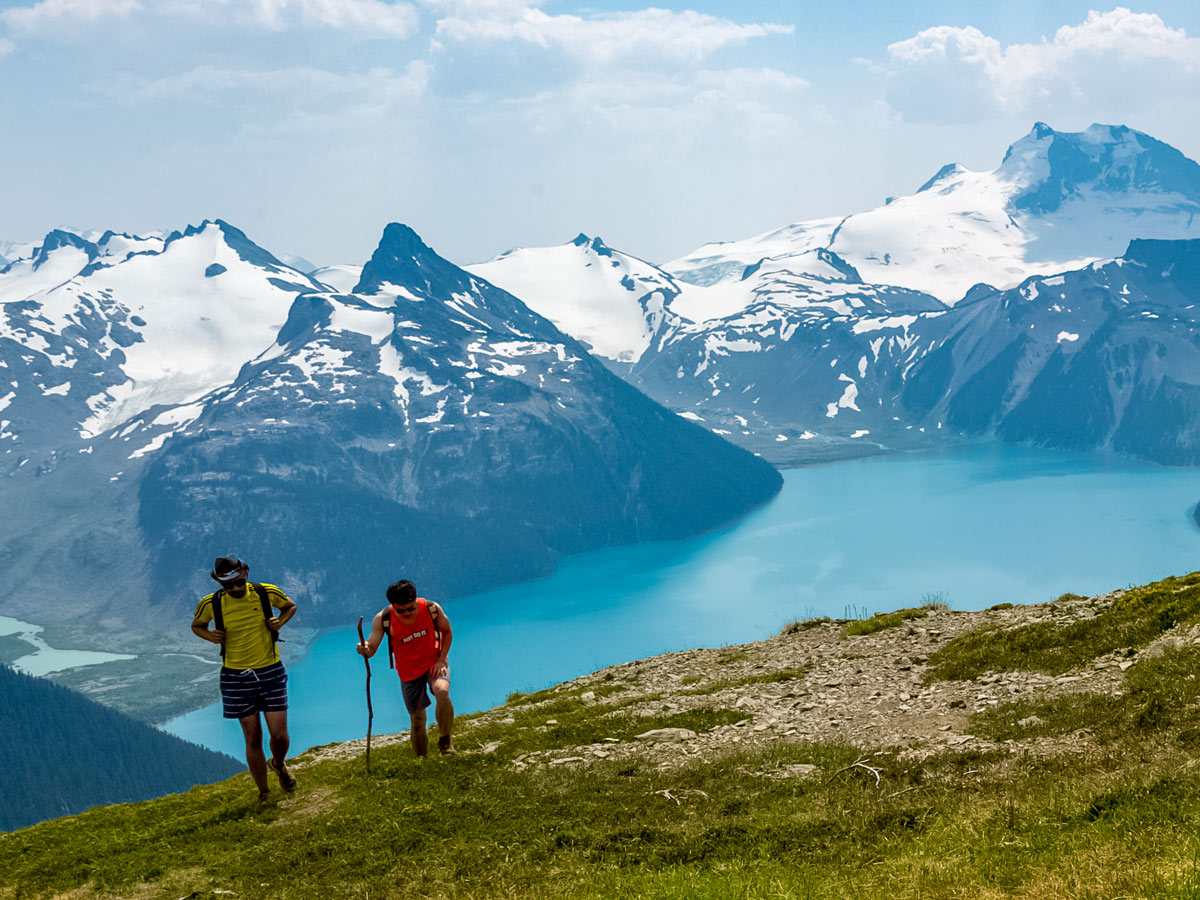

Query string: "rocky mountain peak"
[[998, 122, 1200, 213], [570, 233, 613, 258], [31, 229, 99, 270], [915, 162, 965, 193], [354, 222, 477, 297], [162, 220, 290, 272]]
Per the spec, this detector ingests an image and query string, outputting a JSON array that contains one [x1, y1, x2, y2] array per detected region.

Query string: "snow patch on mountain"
[[467, 235, 679, 364]]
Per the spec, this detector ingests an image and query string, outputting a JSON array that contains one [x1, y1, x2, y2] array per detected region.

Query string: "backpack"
[[211, 583, 281, 661], [380, 601, 439, 671]]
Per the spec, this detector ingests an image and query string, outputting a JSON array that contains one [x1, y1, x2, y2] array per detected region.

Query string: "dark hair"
[[386, 580, 417, 606]]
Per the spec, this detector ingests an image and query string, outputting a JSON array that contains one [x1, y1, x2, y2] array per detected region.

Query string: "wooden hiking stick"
[[357, 616, 374, 773]]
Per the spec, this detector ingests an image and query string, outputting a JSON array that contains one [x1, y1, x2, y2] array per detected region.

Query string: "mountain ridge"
[[666, 122, 1200, 304]]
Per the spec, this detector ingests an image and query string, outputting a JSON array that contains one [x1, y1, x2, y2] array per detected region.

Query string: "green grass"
[[780, 616, 830, 634], [928, 571, 1200, 681], [462, 703, 742, 758], [715, 648, 750, 664], [8, 724, 1200, 900], [972, 644, 1200, 746], [506, 682, 626, 708], [11, 573, 1200, 899], [843, 602, 944, 637], [679, 665, 811, 697]]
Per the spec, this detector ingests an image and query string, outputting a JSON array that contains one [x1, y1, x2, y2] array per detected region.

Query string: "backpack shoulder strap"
[[256, 584, 280, 646], [211, 590, 227, 659], [381, 607, 394, 670]]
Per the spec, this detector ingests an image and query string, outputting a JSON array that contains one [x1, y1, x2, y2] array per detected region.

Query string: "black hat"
[[211, 556, 246, 583]]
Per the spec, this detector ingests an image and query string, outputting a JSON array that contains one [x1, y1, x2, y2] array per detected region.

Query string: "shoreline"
[[0, 615, 137, 676]]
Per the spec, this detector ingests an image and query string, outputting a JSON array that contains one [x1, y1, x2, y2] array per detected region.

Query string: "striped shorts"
[[219, 661, 288, 719]]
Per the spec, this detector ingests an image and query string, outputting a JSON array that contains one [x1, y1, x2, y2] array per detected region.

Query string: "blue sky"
[[2, 1, 1199, 268]]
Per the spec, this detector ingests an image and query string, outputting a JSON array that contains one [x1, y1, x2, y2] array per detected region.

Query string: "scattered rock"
[[636, 728, 697, 743]]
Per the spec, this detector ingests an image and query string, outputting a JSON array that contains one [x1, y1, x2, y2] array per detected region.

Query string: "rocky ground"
[[306, 587, 1177, 773]]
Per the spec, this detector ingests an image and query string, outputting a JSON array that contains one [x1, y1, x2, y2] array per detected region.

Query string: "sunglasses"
[[391, 602, 417, 614]]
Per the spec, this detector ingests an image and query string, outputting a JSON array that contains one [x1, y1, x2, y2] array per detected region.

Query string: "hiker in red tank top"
[[389, 598, 440, 680], [357, 579, 455, 757]]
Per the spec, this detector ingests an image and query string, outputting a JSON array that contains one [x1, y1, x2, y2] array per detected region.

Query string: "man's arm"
[[191, 617, 225, 646], [357, 610, 386, 658], [266, 597, 297, 633], [431, 602, 452, 677]]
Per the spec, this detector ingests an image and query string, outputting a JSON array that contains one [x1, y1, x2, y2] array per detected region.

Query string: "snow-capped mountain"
[[0, 222, 781, 644], [464, 231, 952, 458], [900, 238, 1200, 464], [626, 250, 947, 461], [628, 235, 1200, 465], [467, 234, 682, 368], [667, 124, 1200, 305], [0, 221, 325, 475], [452, 124, 1200, 464]]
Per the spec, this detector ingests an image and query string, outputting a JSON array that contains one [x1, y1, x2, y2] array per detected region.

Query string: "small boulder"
[[635, 727, 697, 743]]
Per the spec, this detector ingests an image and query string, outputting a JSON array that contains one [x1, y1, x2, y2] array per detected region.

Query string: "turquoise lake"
[[165, 444, 1200, 757]]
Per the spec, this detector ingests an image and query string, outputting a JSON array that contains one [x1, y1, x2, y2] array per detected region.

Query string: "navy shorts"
[[220, 662, 288, 719], [400, 666, 450, 715]]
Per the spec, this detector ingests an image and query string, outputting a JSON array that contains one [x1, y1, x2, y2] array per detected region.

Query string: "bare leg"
[[264, 710, 290, 766], [238, 714, 268, 794], [410, 707, 429, 757], [431, 677, 454, 740]]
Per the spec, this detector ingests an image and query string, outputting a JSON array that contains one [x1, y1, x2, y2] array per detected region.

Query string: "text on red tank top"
[[389, 598, 440, 681]]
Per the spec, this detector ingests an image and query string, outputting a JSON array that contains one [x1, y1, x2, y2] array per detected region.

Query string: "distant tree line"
[[0, 665, 242, 832]]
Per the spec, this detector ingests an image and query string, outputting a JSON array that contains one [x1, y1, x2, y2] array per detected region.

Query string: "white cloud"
[[0, 0, 417, 35], [468, 65, 809, 157], [694, 67, 808, 94], [1, 0, 141, 31], [432, 4, 792, 64], [102, 60, 428, 105], [885, 7, 1200, 123], [422, 0, 530, 12], [219, 0, 417, 34], [0, 38, 13, 57]]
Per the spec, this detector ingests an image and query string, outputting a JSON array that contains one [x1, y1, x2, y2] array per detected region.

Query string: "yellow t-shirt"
[[193, 583, 290, 671]]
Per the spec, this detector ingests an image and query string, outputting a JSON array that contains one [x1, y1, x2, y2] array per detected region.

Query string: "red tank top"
[[388, 598, 440, 681]]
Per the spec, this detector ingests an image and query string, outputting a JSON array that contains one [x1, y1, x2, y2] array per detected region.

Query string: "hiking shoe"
[[256, 790, 272, 810], [269, 758, 297, 793], [438, 735, 452, 755]]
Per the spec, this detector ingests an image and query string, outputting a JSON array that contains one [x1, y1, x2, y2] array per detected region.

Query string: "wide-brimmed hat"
[[210, 556, 246, 583]]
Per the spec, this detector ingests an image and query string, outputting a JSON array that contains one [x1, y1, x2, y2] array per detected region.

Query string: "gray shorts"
[[400, 666, 450, 714]]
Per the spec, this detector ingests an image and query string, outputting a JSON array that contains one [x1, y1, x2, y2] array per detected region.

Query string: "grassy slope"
[[6, 574, 1200, 899]]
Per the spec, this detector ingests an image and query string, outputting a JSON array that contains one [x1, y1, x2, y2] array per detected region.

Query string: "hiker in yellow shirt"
[[191, 556, 297, 805]]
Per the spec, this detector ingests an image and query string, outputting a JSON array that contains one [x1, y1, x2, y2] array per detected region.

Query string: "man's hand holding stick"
[[356, 616, 374, 774]]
